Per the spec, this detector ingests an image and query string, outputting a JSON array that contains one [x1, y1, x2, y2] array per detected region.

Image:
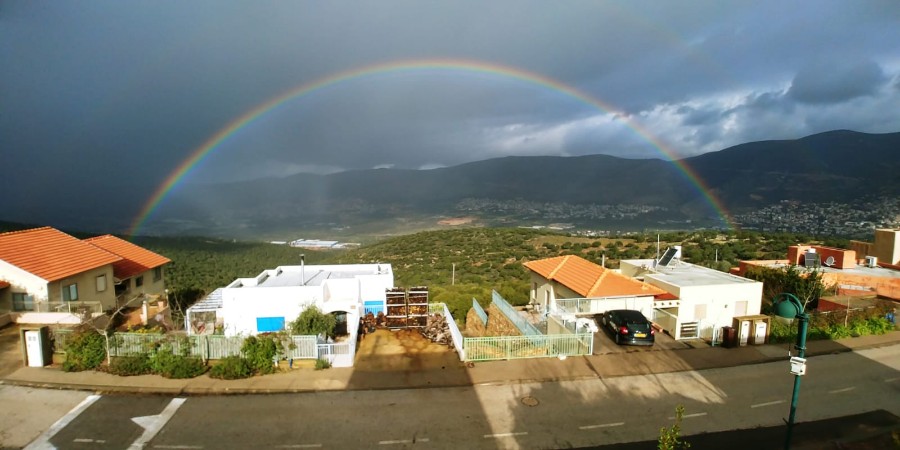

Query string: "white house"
[[620, 257, 763, 340], [187, 263, 394, 337]]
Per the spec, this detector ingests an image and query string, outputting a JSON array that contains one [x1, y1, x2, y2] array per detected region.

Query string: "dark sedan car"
[[596, 309, 655, 345]]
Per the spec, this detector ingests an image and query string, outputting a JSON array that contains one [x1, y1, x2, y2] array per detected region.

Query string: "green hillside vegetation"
[[133, 227, 844, 324]]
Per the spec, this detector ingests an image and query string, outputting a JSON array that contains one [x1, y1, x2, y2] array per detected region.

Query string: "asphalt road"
[[8, 344, 900, 450]]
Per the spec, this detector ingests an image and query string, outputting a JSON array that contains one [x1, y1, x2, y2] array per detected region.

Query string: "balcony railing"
[[34, 301, 103, 315]]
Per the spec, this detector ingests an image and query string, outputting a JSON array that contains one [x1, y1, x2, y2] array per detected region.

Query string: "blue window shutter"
[[256, 317, 285, 332]]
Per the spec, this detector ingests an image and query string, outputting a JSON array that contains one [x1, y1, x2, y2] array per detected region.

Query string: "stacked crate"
[[385, 287, 407, 328], [407, 287, 429, 328]]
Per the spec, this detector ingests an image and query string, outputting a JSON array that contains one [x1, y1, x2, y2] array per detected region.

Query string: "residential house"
[[734, 228, 900, 301], [620, 256, 763, 340], [186, 263, 394, 338], [84, 234, 171, 306], [0, 227, 121, 325], [523, 255, 668, 319], [0, 227, 172, 326]]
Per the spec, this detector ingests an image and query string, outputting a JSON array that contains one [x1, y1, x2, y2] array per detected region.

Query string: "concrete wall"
[[222, 285, 319, 336], [123, 266, 168, 298], [656, 282, 762, 339], [0, 259, 49, 310], [873, 229, 900, 265]]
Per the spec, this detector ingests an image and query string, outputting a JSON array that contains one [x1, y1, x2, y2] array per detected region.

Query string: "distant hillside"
[[151, 130, 898, 236]]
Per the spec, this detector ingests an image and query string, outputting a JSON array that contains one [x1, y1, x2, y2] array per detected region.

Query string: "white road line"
[[25, 394, 101, 450], [129, 398, 186, 450], [483, 432, 528, 439], [273, 445, 323, 449], [828, 387, 856, 394], [751, 400, 786, 408], [378, 438, 430, 445], [668, 412, 707, 420], [579, 422, 625, 430], [73, 438, 106, 443], [885, 377, 900, 383], [154, 446, 205, 449]]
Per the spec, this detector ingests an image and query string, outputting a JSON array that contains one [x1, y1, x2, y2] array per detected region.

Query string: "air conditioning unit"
[[865, 256, 878, 268]]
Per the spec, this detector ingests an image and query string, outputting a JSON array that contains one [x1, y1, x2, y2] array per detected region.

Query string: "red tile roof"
[[0, 227, 122, 282], [84, 235, 171, 280], [524, 255, 667, 298], [0, 280, 9, 289]]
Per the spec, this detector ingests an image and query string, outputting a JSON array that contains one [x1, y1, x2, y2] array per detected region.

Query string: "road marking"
[[74, 438, 106, 443], [885, 377, 900, 383], [129, 398, 186, 450], [579, 422, 625, 430], [669, 412, 707, 420], [155, 446, 204, 449], [378, 438, 430, 445], [828, 387, 856, 394], [274, 446, 322, 449], [751, 400, 785, 408], [25, 394, 101, 450], [484, 432, 527, 438]]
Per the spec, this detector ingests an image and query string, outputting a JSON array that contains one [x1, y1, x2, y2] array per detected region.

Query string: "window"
[[153, 267, 162, 282], [62, 283, 78, 302], [135, 276, 144, 287], [96, 274, 107, 292], [12, 293, 34, 311]]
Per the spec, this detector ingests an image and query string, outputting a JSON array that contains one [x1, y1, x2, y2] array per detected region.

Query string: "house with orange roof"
[[0, 227, 121, 325], [523, 255, 669, 320], [84, 235, 171, 306], [0, 227, 171, 326]]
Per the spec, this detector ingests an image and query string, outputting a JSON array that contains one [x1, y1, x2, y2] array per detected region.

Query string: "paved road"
[[8, 344, 899, 449]]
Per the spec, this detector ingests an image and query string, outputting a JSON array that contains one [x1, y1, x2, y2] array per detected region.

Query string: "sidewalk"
[[3, 331, 899, 395]]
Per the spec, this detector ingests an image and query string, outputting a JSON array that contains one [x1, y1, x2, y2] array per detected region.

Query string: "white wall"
[[222, 285, 319, 336], [658, 282, 762, 339], [0, 259, 51, 305]]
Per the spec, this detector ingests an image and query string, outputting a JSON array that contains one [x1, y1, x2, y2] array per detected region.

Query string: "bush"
[[241, 334, 282, 375], [149, 346, 206, 379], [62, 329, 107, 372], [209, 356, 253, 379], [315, 358, 331, 370], [108, 355, 152, 376]]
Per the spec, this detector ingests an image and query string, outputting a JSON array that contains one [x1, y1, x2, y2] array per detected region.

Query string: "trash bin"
[[721, 326, 736, 348]]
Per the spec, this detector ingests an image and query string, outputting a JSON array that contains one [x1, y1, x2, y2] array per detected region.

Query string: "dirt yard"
[[354, 328, 461, 371]]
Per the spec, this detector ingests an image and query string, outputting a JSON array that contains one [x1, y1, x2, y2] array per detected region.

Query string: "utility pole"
[[452, 263, 456, 285]]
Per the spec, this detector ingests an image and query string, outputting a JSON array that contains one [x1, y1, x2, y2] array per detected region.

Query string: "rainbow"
[[128, 58, 734, 237]]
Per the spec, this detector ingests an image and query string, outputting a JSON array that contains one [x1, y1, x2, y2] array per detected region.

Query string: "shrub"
[[209, 356, 253, 380], [150, 346, 206, 379], [108, 355, 152, 376], [241, 334, 281, 375], [315, 358, 331, 370], [62, 329, 107, 372], [289, 306, 336, 338]]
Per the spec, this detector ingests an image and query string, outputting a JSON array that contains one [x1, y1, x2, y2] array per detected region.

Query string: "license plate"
[[634, 333, 646, 338]]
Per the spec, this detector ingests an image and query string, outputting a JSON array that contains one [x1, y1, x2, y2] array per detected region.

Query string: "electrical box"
[[790, 356, 807, 376]]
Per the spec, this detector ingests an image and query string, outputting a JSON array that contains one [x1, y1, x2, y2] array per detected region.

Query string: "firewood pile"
[[420, 313, 453, 346]]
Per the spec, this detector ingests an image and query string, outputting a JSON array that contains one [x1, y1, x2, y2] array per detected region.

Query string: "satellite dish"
[[824, 256, 835, 267]]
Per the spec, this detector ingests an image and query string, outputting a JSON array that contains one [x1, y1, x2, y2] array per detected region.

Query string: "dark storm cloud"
[[788, 60, 888, 104], [2, 0, 899, 216]]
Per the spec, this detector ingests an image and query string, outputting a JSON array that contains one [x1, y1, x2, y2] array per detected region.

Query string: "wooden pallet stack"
[[407, 286, 429, 328], [385, 287, 407, 328]]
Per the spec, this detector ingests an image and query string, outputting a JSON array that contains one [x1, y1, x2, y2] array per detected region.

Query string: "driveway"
[[592, 321, 693, 354]]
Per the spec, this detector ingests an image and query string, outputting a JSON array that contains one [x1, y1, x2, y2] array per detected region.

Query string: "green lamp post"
[[772, 293, 809, 450]]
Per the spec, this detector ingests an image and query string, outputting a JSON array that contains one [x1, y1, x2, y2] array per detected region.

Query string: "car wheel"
[[614, 333, 621, 345]]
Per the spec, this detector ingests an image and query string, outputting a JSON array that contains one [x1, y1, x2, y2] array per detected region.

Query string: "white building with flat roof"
[[187, 263, 393, 338], [620, 258, 763, 340]]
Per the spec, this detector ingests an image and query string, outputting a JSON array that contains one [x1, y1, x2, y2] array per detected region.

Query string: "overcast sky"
[[2, 1, 899, 193]]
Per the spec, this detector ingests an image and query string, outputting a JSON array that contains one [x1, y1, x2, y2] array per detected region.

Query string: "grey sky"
[[2, 0, 899, 198]]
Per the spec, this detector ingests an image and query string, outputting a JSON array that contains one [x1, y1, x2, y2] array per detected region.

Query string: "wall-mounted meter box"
[[790, 356, 807, 376]]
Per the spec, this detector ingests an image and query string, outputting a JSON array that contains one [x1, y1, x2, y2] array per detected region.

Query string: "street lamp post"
[[772, 293, 809, 450]]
